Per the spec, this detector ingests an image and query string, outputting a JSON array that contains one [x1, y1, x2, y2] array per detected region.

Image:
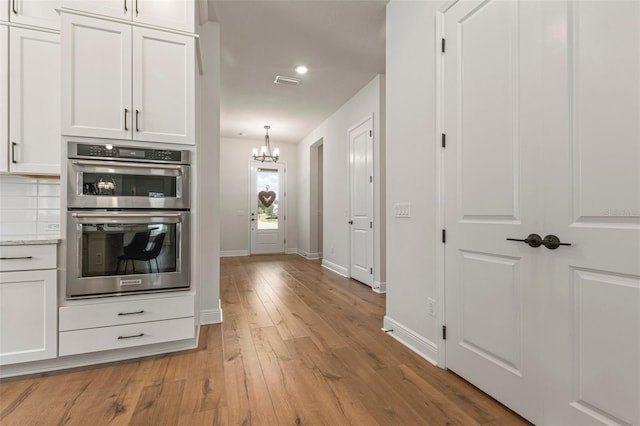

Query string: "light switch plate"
[[394, 202, 411, 218]]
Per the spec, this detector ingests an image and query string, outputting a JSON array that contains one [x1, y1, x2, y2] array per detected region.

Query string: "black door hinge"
[[369, 130, 372, 137], [370, 221, 373, 229], [442, 229, 446, 243], [442, 325, 447, 340], [370, 267, 373, 275], [441, 38, 446, 53], [370, 175, 373, 183], [441, 133, 446, 148]]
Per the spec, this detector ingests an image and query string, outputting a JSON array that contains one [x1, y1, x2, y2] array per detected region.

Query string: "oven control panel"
[[70, 143, 189, 164]]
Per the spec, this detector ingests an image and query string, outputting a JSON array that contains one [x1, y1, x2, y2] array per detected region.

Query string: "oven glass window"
[[81, 173, 178, 198], [81, 223, 178, 277]]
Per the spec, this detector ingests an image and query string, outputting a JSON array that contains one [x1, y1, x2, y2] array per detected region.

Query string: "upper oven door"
[[67, 159, 190, 210]]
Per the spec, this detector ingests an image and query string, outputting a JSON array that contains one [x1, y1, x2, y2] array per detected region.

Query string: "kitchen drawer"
[[59, 316, 194, 356], [59, 293, 194, 331], [0, 245, 56, 272]]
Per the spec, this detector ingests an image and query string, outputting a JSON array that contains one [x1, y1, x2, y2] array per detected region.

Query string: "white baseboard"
[[200, 307, 222, 324], [321, 259, 348, 277], [383, 316, 438, 366], [296, 249, 322, 260], [220, 250, 249, 257], [373, 281, 386, 293]]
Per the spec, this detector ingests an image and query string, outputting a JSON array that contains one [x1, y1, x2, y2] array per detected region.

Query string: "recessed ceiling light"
[[238, 132, 245, 136], [295, 65, 308, 75]]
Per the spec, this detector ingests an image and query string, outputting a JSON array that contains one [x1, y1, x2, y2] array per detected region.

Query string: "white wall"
[[195, 18, 222, 324], [297, 75, 385, 287], [384, 0, 442, 361], [219, 137, 298, 255]]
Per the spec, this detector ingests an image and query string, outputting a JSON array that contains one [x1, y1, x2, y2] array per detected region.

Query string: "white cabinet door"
[[62, 0, 131, 21], [9, 27, 60, 174], [0, 269, 57, 365], [61, 14, 132, 140], [0, 25, 8, 173], [1, 0, 8, 21], [134, 0, 193, 33], [10, 0, 61, 30], [132, 26, 194, 144]]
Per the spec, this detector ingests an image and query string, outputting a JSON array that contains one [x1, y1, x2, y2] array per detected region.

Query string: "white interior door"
[[250, 162, 286, 255], [349, 116, 373, 286], [541, 2, 640, 424], [443, 1, 542, 422], [444, 1, 639, 425]]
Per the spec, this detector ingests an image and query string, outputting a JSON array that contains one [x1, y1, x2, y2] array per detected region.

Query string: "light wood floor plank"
[[0, 254, 529, 425]]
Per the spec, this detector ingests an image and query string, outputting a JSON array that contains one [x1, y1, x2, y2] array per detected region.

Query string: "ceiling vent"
[[274, 75, 301, 86]]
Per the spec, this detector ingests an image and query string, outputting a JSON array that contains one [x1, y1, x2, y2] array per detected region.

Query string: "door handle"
[[124, 0, 127, 13], [506, 233, 542, 248], [348, 220, 354, 225], [135, 110, 140, 132], [12, 0, 17, 14], [124, 108, 129, 131], [541, 235, 572, 250], [135, 0, 139, 15], [11, 142, 17, 164]]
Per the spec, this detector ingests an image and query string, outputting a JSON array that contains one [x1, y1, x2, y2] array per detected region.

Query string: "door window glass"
[[256, 168, 279, 230]]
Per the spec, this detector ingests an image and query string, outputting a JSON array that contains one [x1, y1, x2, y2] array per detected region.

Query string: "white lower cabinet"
[[0, 245, 57, 365], [59, 293, 195, 356]]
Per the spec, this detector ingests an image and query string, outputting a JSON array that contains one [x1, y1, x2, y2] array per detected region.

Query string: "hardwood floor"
[[0, 254, 530, 425]]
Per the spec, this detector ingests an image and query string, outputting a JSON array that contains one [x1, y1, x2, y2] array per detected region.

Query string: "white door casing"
[[8, 27, 60, 174], [250, 162, 286, 255], [443, 1, 639, 425], [349, 116, 373, 287]]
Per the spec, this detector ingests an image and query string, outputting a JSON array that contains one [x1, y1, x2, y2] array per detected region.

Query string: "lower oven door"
[[66, 211, 190, 298]]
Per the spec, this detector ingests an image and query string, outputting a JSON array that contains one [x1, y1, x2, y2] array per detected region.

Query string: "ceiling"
[[208, 0, 387, 144]]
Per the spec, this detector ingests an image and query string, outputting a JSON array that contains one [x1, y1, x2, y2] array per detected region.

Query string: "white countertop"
[[0, 238, 61, 246]]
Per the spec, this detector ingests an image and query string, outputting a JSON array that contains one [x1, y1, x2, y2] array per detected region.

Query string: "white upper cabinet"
[[1, 0, 8, 21], [61, 14, 132, 140], [0, 26, 8, 173], [132, 26, 194, 144], [134, 0, 193, 33], [63, 0, 194, 32], [7, 0, 62, 30], [7, 27, 61, 174], [61, 13, 194, 145]]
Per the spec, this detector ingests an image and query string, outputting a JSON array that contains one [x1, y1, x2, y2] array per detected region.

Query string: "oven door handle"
[[70, 159, 186, 170], [71, 212, 184, 218]]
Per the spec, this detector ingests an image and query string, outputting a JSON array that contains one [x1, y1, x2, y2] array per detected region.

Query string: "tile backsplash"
[[0, 175, 61, 240]]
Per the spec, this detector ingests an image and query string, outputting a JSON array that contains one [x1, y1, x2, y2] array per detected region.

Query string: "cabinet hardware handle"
[[348, 220, 353, 224], [124, 0, 127, 13], [117, 333, 145, 340], [124, 108, 129, 131], [11, 142, 17, 163], [0, 256, 33, 260], [135, 109, 140, 132], [12, 0, 17, 14], [541, 234, 572, 250], [135, 0, 139, 15], [117, 310, 145, 316], [506, 233, 543, 248]]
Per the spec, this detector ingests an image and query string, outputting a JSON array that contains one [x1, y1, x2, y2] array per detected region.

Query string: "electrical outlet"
[[428, 298, 436, 317], [47, 223, 60, 231]]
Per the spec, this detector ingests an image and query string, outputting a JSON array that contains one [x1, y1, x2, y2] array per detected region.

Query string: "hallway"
[[0, 255, 528, 425]]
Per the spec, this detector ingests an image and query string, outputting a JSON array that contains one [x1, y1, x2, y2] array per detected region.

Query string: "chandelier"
[[252, 125, 280, 163]]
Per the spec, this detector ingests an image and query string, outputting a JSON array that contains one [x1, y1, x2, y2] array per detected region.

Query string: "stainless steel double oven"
[[66, 142, 191, 298]]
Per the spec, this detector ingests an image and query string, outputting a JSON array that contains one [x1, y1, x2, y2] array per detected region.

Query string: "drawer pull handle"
[[0, 256, 33, 260], [118, 333, 145, 340], [117, 310, 145, 316]]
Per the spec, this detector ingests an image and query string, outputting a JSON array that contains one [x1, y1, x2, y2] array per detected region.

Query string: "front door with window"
[[250, 162, 286, 254]]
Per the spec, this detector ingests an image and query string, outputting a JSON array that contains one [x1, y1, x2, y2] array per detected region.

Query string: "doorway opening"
[[309, 139, 323, 259]]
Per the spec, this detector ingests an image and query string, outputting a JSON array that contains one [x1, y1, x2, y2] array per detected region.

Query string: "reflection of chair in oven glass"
[[116, 231, 150, 274], [117, 232, 166, 274]]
